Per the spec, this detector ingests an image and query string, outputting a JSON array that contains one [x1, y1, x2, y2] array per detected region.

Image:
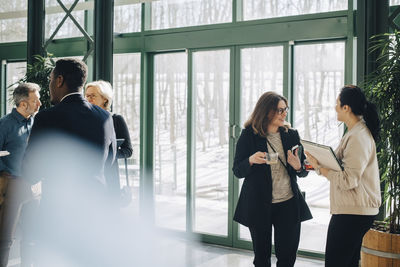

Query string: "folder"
[[300, 139, 343, 171]]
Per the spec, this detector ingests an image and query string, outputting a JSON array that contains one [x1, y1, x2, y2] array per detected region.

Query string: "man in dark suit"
[[23, 58, 116, 266]]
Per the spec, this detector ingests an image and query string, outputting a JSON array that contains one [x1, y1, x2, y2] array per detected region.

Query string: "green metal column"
[[85, 0, 95, 82], [356, 0, 389, 221], [1, 60, 6, 116], [94, 0, 114, 83], [186, 49, 194, 233], [139, 52, 155, 221], [27, 0, 45, 65], [356, 0, 389, 83], [344, 0, 355, 85]]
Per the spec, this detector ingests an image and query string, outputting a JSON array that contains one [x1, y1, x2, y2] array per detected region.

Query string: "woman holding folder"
[[85, 80, 133, 204], [233, 91, 312, 267], [305, 85, 381, 267]]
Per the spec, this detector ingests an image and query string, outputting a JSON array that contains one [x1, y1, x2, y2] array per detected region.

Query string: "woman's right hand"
[[249, 151, 267, 166]]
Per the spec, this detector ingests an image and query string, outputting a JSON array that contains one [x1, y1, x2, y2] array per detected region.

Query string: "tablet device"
[[301, 139, 343, 171]]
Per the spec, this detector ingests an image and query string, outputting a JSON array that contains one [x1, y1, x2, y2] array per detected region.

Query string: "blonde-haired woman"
[[85, 80, 133, 203], [233, 91, 311, 267]]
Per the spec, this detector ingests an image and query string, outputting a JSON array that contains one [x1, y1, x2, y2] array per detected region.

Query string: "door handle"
[[231, 124, 239, 139]]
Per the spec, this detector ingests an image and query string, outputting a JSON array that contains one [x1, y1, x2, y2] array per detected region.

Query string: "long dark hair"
[[244, 91, 288, 137], [339, 85, 380, 142]]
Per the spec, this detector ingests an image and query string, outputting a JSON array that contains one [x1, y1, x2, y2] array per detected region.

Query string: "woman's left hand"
[[287, 149, 301, 171], [305, 152, 319, 169]]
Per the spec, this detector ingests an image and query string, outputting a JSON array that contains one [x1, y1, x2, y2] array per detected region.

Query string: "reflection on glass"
[[294, 42, 345, 252], [0, 1, 27, 42], [151, 0, 232, 30], [240, 46, 283, 126], [45, 0, 86, 39], [114, 4, 141, 33], [1, 1, 26, 12], [243, 0, 347, 21], [112, 53, 141, 214], [6, 62, 26, 114], [0, 18, 27, 43], [154, 53, 187, 231], [239, 46, 283, 241], [391, 0, 400, 5], [193, 50, 230, 236]]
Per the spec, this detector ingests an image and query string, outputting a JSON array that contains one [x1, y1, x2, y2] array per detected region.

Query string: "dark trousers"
[[0, 174, 34, 267], [249, 197, 300, 267], [325, 214, 375, 267], [19, 198, 40, 267]]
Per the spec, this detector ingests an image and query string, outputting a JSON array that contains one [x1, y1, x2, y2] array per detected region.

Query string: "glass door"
[[148, 41, 346, 256], [113, 53, 141, 216], [153, 52, 188, 231], [294, 41, 345, 253], [192, 49, 230, 237]]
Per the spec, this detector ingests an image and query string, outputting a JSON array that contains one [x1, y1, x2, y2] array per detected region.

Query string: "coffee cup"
[[265, 152, 278, 164]]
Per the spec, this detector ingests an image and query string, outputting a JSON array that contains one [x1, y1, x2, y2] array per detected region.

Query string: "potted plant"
[[9, 54, 55, 110], [361, 30, 400, 266]]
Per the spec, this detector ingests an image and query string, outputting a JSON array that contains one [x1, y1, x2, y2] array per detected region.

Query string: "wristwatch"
[[296, 165, 304, 173], [315, 165, 321, 175]]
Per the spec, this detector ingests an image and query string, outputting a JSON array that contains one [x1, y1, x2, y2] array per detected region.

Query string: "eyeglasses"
[[85, 94, 100, 99], [276, 107, 289, 115]]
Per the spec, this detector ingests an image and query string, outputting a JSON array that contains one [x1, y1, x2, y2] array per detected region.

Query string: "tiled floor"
[[8, 236, 324, 267]]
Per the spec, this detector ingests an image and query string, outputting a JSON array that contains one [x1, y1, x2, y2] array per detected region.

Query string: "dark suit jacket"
[[23, 93, 116, 211], [22, 93, 118, 266], [232, 126, 312, 227]]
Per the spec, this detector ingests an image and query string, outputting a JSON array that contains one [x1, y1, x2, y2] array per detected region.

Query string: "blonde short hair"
[[85, 80, 113, 111]]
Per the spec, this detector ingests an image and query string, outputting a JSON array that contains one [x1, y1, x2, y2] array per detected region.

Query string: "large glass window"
[[240, 46, 284, 125], [6, 62, 26, 114], [154, 52, 187, 231], [239, 45, 284, 241], [151, 0, 232, 30], [113, 53, 141, 215], [391, 0, 400, 5], [45, 0, 88, 39], [193, 49, 230, 236], [0, 1, 27, 42], [294, 42, 345, 252], [243, 0, 347, 21], [114, 2, 141, 33]]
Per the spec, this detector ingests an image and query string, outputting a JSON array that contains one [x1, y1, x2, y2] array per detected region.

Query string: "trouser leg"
[[0, 176, 33, 267], [0, 175, 11, 267], [19, 198, 40, 267], [249, 222, 272, 267], [272, 198, 300, 267], [325, 214, 375, 267]]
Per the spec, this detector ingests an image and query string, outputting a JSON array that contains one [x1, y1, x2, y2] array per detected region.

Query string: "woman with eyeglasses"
[[85, 80, 133, 205], [305, 85, 381, 267], [233, 91, 312, 267]]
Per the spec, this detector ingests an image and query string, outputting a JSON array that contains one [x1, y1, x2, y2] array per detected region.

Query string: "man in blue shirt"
[[0, 82, 41, 267]]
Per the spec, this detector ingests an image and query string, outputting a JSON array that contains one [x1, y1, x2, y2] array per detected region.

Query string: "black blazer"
[[112, 114, 133, 159], [23, 94, 116, 203], [232, 126, 312, 227], [105, 113, 133, 197]]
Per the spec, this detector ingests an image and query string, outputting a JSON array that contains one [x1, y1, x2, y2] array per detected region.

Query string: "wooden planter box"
[[361, 229, 400, 266]]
